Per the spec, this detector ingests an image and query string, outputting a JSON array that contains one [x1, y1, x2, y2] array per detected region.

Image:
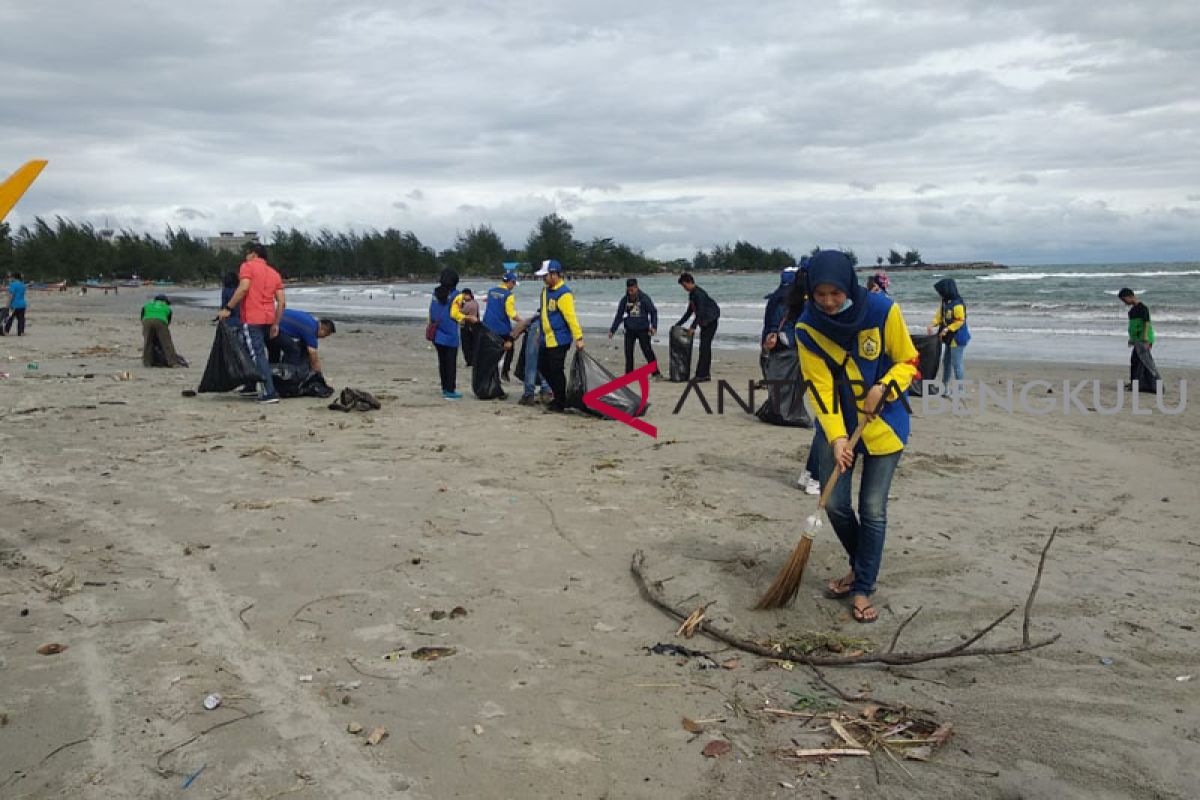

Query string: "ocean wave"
[[977, 270, 1200, 281]]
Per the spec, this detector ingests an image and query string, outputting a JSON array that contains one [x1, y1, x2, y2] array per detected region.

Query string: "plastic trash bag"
[[566, 349, 649, 418], [198, 324, 260, 393], [1132, 342, 1160, 394], [471, 328, 507, 400], [907, 333, 942, 397], [755, 346, 812, 427], [271, 362, 334, 398], [668, 325, 693, 382]]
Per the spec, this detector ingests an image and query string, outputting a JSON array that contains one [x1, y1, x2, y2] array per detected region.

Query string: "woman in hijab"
[[795, 251, 919, 622], [430, 269, 467, 399], [928, 278, 970, 395]]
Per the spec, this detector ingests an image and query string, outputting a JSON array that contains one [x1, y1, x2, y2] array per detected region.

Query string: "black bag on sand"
[[1132, 343, 1160, 394], [566, 349, 650, 418], [668, 325, 693, 382], [150, 339, 189, 368], [755, 346, 812, 427], [471, 328, 507, 400], [198, 324, 260, 393], [328, 387, 381, 412], [271, 362, 334, 398], [907, 333, 942, 397]]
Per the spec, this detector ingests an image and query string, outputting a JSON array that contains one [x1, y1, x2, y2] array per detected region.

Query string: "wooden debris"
[[681, 717, 704, 734], [790, 748, 870, 759], [830, 719, 865, 749], [676, 604, 709, 638]]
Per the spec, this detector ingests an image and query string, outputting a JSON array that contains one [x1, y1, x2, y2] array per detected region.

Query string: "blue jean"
[[941, 344, 965, 389], [813, 426, 903, 596], [241, 323, 277, 399], [523, 328, 551, 398]]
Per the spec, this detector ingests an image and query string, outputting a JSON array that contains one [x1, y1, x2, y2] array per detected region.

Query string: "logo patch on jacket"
[[858, 329, 881, 360], [547, 298, 558, 312]]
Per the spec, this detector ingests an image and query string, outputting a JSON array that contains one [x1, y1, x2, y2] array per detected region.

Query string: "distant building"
[[208, 230, 259, 254]]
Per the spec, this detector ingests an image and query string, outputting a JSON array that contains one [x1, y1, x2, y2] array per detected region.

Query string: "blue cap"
[[535, 259, 563, 276], [503, 270, 518, 282], [780, 267, 799, 285]]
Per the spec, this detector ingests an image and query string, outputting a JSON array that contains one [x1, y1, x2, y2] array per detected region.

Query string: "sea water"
[[175, 262, 1200, 368]]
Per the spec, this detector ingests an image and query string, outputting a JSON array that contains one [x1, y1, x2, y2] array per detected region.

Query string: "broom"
[[755, 422, 865, 609]]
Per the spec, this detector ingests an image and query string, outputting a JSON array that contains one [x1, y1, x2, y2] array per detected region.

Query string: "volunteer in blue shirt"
[[2, 272, 28, 336], [482, 270, 522, 340], [430, 269, 467, 399], [270, 308, 336, 372], [608, 278, 661, 377], [536, 260, 584, 412]]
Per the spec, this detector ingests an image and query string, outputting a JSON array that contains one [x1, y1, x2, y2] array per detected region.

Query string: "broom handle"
[[816, 424, 865, 512]]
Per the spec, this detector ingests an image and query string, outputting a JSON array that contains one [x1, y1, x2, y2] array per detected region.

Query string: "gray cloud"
[[1, 1, 1197, 264]]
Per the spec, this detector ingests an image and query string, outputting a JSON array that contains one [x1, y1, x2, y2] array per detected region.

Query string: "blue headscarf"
[[934, 278, 962, 303], [799, 250, 869, 350]]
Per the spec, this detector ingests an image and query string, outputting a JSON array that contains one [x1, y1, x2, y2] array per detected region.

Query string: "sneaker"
[[442, 390, 463, 400], [804, 477, 821, 496], [518, 395, 536, 406], [238, 387, 259, 397], [257, 395, 280, 405], [796, 470, 813, 489]]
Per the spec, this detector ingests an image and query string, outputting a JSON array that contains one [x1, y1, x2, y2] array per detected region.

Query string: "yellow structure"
[[0, 160, 47, 222]]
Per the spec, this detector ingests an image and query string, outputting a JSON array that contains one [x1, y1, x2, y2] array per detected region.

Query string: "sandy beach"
[[1, 288, 1197, 799]]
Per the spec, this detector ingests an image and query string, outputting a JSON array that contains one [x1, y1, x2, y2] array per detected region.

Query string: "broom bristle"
[[754, 535, 813, 609]]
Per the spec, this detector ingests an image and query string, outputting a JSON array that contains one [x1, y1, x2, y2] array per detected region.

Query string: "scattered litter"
[[721, 658, 741, 670], [412, 646, 456, 661], [181, 764, 206, 789], [780, 781, 795, 789], [449, 606, 468, 619], [472, 724, 484, 735], [645, 642, 719, 669], [593, 622, 615, 633], [789, 747, 870, 759], [430, 610, 447, 620], [334, 680, 362, 691], [347, 722, 364, 734], [36, 643, 68, 655], [702, 740, 732, 758], [365, 726, 388, 746], [382, 649, 406, 661], [181, 389, 197, 397], [203, 693, 222, 710], [1100, 657, 1114, 666], [1177, 675, 1193, 682], [682, 717, 704, 734], [298, 674, 314, 683]]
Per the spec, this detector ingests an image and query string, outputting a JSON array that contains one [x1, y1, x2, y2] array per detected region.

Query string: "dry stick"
[[1023, 526, 1058, 647], [630, 550, 1061, 667], [289, 592, 366, 627], [155, 710, 264, 776], [535, 494, 591, 558], [39, 737, 89, 765], [888, 606, 923, 654], [345, 657, 398, 681], [238, 602, 255, 629]]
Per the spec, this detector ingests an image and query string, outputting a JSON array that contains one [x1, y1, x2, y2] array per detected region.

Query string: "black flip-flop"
[[852, 603, 878, 624]]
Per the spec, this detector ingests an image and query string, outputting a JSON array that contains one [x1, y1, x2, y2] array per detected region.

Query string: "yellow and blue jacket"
[[483, 284, 518, 338], [932, 301, 970, 347], [796, 294, 919, 456], [541, 279, 583, 347]]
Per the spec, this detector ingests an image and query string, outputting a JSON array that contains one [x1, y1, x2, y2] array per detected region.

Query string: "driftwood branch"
[[155, 710, 264, 776], [1023, 526, 1057, 647], [630, 537, 1061, 667]]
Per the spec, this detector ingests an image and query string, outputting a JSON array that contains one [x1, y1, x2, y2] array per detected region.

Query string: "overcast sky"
[[2, 1, 1198, 264]]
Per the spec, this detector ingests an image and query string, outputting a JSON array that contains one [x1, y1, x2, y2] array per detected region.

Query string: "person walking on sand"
[[609, 278, 661, 377], [676, 272, 720, 381], [430, 269, 468, 400], [927, 278, 970, 395], [796, 250, 919, 623], [2, 272, 28, 336], [218, 244, 286, 404], [1118, 287, 1156, 391], [140, 294, 185, 367], [536, 260, 584, 413]]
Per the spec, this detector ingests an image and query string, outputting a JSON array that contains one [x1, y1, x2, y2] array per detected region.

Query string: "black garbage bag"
[[668, 325, 693, 382], [513, 329, 529, 381], [907, 333, 942, 397], [271, 362, 334, 398], [1132, 342, 1160, 394], [149, 339, 189, 368], [755, 346, 812, 427], [328, 387, 382, 412], [566, 349, 649, 418], [471, 328, 507, 400], [198, 324, 260, 393]]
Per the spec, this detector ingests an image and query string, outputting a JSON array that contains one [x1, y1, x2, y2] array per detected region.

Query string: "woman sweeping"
[[795, 251, 919, 622]]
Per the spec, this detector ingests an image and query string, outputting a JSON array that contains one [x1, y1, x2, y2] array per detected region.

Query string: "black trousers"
[[623, 330, 659, 374], [3, 308, 26, 336], [268, 334, 306, 366], [539, 343, 570, 411], [461, 323, 480, 367], [696, 321, 718, 379], [435, 343, 457, 392]]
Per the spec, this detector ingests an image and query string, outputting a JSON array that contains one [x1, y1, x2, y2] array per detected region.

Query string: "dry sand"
[[1, 288, 1197, 799]]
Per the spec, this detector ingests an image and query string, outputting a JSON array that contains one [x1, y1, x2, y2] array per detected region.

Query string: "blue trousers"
[[240, 323, 277, 399], [941, 344, 966, 389], [813, 426, 903, 596], [523, 328, 551, 398]]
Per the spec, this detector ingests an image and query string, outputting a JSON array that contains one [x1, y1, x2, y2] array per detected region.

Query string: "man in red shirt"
[[217, 244, 286, 403]]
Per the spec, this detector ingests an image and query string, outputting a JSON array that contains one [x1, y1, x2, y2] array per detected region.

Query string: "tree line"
[[0, 214, 925, 282]]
